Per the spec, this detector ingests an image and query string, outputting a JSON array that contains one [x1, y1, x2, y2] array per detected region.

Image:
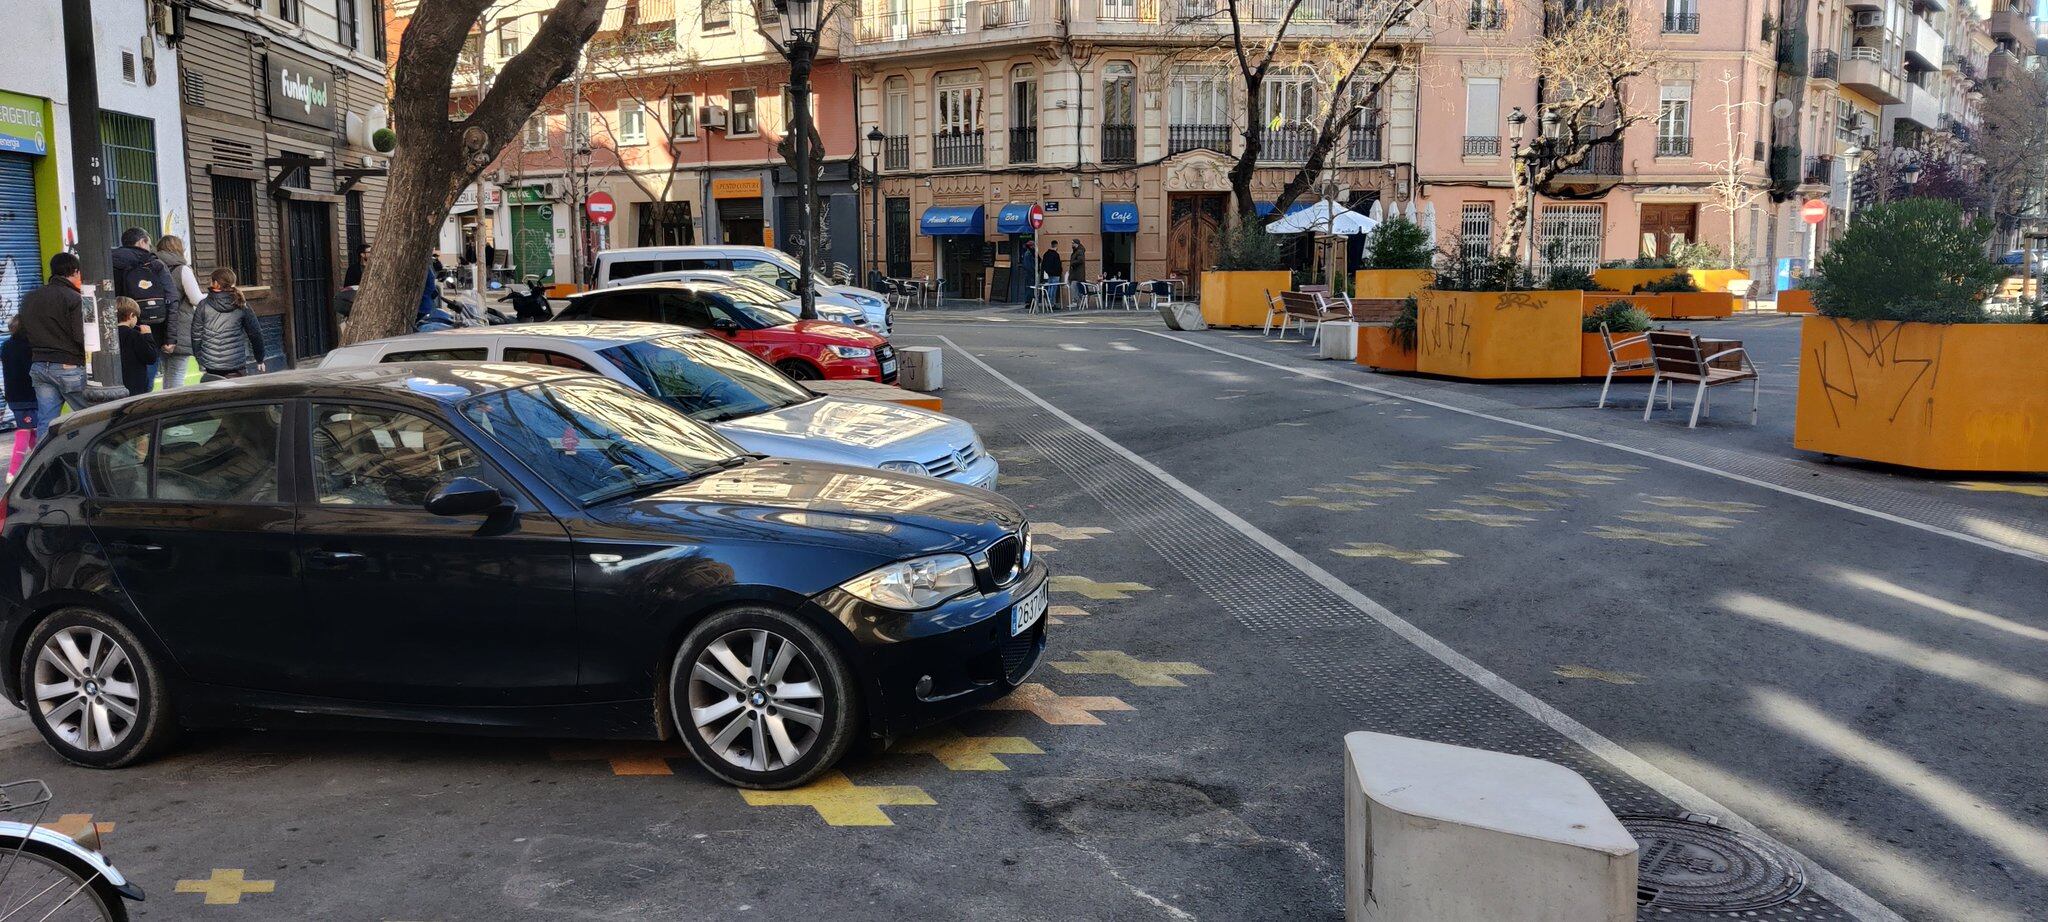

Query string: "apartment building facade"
[[847, 0, 1422, 300]]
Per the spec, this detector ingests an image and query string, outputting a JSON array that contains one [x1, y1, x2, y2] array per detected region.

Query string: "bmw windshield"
[[603, 335, 814, 423], [463, 379, 748, 505]]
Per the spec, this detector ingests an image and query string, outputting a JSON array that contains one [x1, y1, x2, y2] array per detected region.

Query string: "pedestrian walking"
[[156, 234, 204, 390], [16, 252, 88, 439], [1068, 239, 1088, 305], [1040, 240, 1063, 306], [191, 268, 265, 380], [111, 228, 171, 389], [3, 317, 38, 480], [115, 299, 154, 397]]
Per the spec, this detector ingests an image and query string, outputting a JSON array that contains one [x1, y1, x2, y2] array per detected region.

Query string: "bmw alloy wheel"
[[685, 629, 827, 772], [33, 626, 142, 753]]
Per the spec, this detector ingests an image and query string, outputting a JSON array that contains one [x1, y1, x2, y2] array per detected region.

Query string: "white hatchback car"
[[594, 245, 892, 332], [319, 322, 998, 488]]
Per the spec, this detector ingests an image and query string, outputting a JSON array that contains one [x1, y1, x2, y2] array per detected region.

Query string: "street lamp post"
[[773, 0, 826, 320], [866, 127, 885, 290]]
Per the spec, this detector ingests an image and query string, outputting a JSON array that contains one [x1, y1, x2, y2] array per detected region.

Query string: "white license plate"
[[881, 359, 898, 375], [1011, 581, 1047, 636]]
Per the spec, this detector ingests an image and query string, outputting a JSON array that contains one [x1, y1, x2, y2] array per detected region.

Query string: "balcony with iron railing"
[[1010, 125, 1037, 163], [1463, 135, 1501, 157], [1557, 140, 1622, 176], [1987, 6, 2036, 46], [1840, 45, 1903, 104], [1544, 0, 1617, 35], [1168, 124, 1230, 154], [1655, 136, 1692, 158], [1348, 123, 1382, 162], [1260, 126, 1315, 163], [1811, 49, 1839, 81], [1102, 124, 1137, 163], [850, 0, 1036, 52], [882, 134, 909, 170], [1091, 0, 1423, 31], [1662, 11, 1699, 33], [1803, 155, 1835, 187], [933, 130, 985, 168], [1467, 2, 1505, 28]]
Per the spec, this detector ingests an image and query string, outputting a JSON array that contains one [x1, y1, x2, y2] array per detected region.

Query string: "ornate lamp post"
[[866, 126, 885, 288], [771, 0, 826, 319]]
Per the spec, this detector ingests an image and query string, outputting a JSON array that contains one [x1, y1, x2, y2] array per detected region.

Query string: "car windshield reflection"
[[602, 335, 814, 424], [461, 380, 747, 505]]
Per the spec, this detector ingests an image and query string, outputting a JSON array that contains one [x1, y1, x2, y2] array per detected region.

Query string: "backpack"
[[118, 256, 170, 323]]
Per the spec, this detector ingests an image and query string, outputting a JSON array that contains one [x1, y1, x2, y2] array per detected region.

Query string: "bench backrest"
[[1279, 291, 1329, 318], [1647, 329, 1707, 376]]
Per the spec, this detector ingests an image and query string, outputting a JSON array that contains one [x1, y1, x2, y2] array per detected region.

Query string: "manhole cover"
[[1619, 815, 1806, 912]]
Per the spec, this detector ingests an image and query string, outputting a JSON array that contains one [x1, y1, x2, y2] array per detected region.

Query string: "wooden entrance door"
[[1639, 203, 1698, 257], [1168, 193, 1228, 282]]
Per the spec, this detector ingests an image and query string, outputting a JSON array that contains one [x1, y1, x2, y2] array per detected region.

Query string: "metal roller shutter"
[[0, 152, 42, 326]]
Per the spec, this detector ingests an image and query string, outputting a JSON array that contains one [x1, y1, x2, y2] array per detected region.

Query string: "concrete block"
[[1345, 731, 1637, 922], [1158, 303, 1206, 331], [1320, 321, 1361, 361], [897, 346, 942, 392]]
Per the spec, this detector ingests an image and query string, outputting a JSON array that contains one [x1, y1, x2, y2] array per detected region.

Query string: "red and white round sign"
[[1800, 198, 1828, 225], [1028, 204, 1045, 230], [586, 192, 617, 225]]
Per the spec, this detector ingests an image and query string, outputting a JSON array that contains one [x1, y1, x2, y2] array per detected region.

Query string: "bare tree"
[[1695, 69, 1766, 269], [1977, 65, 2048, 241], [582, 26, 707, 248], [349, 0, 607, 344], [1495, 0, 1655, 261]]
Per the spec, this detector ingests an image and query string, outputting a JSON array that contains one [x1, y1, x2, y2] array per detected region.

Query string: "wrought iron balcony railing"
[[1463, 135, 1501, 156], [933, 130, 985, 168], [1101, 124, 1136, 163], [882, 134, 909, 170], [1010, 125, 1037, 163], [1168, 124, 1230, 154]]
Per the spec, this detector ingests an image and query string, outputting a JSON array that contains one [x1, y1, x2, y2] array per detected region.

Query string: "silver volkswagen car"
[[319, 323, 998, 488]]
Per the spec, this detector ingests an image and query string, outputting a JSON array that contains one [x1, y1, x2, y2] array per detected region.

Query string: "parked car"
[[0, 363, 1046, 788], [622, 269, 875, 331], [321, 323, 997, 489], [594, 245, 891, 332], [556, 281, 899, 383]]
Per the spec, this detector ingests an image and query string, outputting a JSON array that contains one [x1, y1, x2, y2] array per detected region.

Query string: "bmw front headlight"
[[840, 554, 977, 610], [828, 345, 874, 359], [878, 459, 928, 475]]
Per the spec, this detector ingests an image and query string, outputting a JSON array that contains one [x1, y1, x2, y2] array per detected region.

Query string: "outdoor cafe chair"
[[1643, 329, 1761, 428], [1596, 323, 1655, 409]]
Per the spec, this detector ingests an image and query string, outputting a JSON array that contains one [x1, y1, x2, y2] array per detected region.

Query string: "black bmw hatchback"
[[0, 364, 1048, 789]]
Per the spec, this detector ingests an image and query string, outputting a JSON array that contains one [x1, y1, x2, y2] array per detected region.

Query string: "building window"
[[1260, 70, 1317, 161], [704, 0, 732, 30], [883, 77, 910, 170], [1168, 67, 1230, 154], [671, 94, 696, 139], [1459, 203, 1494, 262], [1467, 1, 1505, 29], [499, 32, 522, 57], [1662, 0, 1698, 33], [1011, 65, 1037, 163], [729, 88, 756, 135], [1657, 82, 1692, 157], [568, 105, 591, 149], [339, 0, 359, 50], [617, 104, 647, 145], [212, 177, 258, 285], [1102, 62, 1136, 164], [1537, 203, 1604, 271], [345, 191, 367, 258], [99, 112, 161, 250], [933, 71, 984, 167], [524, 112, 548, 151], [371, 0, 387, 61], [1463, 78, 1500, 156], [278, 0, 299, 24]]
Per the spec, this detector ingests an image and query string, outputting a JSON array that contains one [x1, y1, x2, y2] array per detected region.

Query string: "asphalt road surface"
[[0, 310, 2041, 921]]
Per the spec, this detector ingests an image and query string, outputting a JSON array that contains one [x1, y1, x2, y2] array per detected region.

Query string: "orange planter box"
[[1200, 271, 1292, 328], [1416, 290, 1582, 380], [1592, 268, 1750, 294], [1356, 325, 1417, 371], [1580, 332, 1653, 378], [1352, 269, 1435, 300], [1777, 289, 1816, 314], [1795, 317, 2048, 472], [1666, 291, 1736, 319]]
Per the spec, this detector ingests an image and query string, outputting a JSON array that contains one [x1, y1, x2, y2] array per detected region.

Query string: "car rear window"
[[604, 259, 681, 282], [383, 348, 488, 363]]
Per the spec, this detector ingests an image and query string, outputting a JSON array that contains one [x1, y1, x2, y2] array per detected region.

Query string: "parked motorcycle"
[[496, 274, 555, 323], [0, 780, 143, 920]]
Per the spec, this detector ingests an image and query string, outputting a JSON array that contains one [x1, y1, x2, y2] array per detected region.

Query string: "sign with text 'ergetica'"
[[267, 50, 335, 130]]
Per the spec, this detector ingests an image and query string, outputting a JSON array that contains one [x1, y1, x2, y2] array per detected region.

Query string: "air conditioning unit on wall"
[[699, 104, 728, 130], [1852, 10, 1883, 29]]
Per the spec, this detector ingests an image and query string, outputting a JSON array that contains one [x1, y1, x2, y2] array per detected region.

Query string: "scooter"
[[0, 780, 143, 920], [496, 273, 555, 323]]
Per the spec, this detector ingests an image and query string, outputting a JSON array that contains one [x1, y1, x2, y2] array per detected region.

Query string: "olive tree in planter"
[[1198, 221, 1293, 328], [1354, 217, 1435, 299], [1796, 198, 2048, 471]]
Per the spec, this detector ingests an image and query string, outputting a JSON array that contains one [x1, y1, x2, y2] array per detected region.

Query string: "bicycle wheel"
[[0, 842, 126, 922]]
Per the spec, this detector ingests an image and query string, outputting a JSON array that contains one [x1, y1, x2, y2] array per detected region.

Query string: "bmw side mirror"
[[426, 477, 511, 517]]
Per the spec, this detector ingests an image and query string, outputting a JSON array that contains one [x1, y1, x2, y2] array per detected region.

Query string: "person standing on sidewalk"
[[4, 317, 39, 479], [16, 252, 88, 439], [156, 234, 204, 389], [115, 299, 155, 397], [191, 268, 265, 380], [1040, 240, 1063, 307], [1068, 239, 1088, 306], [111, 228, 171, 389]]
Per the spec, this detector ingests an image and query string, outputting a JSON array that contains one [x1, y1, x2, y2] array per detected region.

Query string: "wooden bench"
[[1277, 291, 1351, 344], [1643, 330, 1759, 428]]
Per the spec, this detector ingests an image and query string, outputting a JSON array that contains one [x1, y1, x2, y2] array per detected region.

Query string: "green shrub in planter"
[[1583, 299, 1653, 333], [1542, 265, 1599, 291], [1392, 295, 1419, 350], [1363, 217, 1434, 270], [1429, 244, 1533, 291], [1211, 221, 1289, 270], [1810, 198, 2006, 324], [1636, 272, 1699, 293]]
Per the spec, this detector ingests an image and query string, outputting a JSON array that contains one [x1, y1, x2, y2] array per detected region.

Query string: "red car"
[[557, 281, 897, 382]]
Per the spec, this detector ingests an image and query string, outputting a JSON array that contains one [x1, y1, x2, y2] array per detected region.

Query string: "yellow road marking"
[[1455, 495, 1559, 512], [984, 683, 1134, 725], [1554, 665, 1645, 685], [739, 772, 935, 826], [1620, 510, 1741, 529], [1350, 472, 1442, 484], [1272, 496, 1374, 511], [1383, 462, 1475, 473], [1640, 495, 1763, 512], [1035, 522, 1112, 540], [1546, 461, 1646, 473], [38, 814, 115, 839], [1332, 542, 1462, 565], [176, 869, 276, 905], [549, 742, 690, 776], [1491, 482, 1581, 498], [1421, 508, 1534, 527], [895, 727, 1043, 771], [1050, 575, 1152, 600], [1051, 650, 1211, 688], [1522, 471, 1622, 485], [1311, 484, 1399, 499], [1588, 526, 1711, 546], [1952, 481, 2048, 498]]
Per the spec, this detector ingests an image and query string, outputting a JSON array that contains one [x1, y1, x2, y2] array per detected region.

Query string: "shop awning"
[[1254, 201, 1313, 218], [1100, 202, 1139, 234], [995, 203, 1041, 234], [920, 205, 985, 236]]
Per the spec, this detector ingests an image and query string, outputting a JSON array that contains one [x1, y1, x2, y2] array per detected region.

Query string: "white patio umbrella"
[[1265, 199, 1378, 236], [1421, 201, 1437, 246], [1368, 200, 1385, 222]]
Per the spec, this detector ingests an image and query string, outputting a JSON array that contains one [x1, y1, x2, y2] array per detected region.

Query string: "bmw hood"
[[716, 397, 970, 467]]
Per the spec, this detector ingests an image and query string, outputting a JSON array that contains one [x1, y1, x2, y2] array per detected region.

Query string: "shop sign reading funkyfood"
[[267, 50, 335, 130]]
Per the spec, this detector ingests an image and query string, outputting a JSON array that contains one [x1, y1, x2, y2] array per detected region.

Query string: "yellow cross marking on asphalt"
[[1447, 440, 1537, 452], [1051, 575, 1152, 599], [1421, 508, 1534, 527], [1588, 526, 1711, 546], [1547, 461, 1645, 473], [1035, 522, 1111, 540], [1001, 474, 1045, 486], [38, 814, 115, 839], [739, 771, 935, 826], [1491, 482, 1581, 497], [1554, 665, 1645, 685], [1332, 542, 1462, 565], [1456, 495, 1559, 512], [1952, 481, 2048, 498], [1351, 472, 1442, 484], [1051, 650, 1211, 688], [984, 683, 1134, 725], [549, 742, 690, 776], [1522, 471, 1622, 485], [176, 869, 276, 905], [895, 727, 1044, 771], [1640, 495, 1763, 512], [1316, 484, 1412, 497], [1272, 496, 1374, 511], [1620, 510, 1741, 529], [1048, 604, 1090, 625], [1383, 462, 1475, 473]]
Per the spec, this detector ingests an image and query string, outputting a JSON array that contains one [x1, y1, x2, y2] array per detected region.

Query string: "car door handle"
[[106, 540, 166, 555], [305, 550, 368, 569]]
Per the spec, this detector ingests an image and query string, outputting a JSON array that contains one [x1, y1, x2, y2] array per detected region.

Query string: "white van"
[[594, 245, 890, 332]]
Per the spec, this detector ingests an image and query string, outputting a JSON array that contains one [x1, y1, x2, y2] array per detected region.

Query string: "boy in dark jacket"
[[115, 299, 154, 397]]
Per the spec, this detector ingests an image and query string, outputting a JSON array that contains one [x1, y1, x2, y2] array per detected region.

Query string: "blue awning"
[[1101, 202, 1140, 234], [920, 205, 985, 236], [1254, 201, 1313, 217], [995, 203, 1040, 234]]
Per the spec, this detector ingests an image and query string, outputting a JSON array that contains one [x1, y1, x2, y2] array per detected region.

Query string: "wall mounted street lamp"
[[770, 0, 826, 319], [865, 126, 885, 287]]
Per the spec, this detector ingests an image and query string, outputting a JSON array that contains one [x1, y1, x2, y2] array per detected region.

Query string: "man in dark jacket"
[[111, 228, 170, 387], [16, 252, 88, 438]]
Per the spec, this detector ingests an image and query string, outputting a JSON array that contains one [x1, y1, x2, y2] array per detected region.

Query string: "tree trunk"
[[1497, 165, 1533, 262], [1230, 79, 1265, 225]]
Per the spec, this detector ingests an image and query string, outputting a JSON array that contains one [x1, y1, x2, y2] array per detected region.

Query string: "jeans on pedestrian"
[[161, 353, 189, 389], [28, 362, 87, 441]]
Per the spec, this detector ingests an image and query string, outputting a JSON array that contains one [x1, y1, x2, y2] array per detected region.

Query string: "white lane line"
[[1110, 342, 1140, 352], [937, 333, 1903, 922], [1131, 329, 2048, 566], [1058, 343, 1090, 352]]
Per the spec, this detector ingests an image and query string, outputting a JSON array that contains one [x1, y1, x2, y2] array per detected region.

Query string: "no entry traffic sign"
[[586, 192, 616, 225]]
